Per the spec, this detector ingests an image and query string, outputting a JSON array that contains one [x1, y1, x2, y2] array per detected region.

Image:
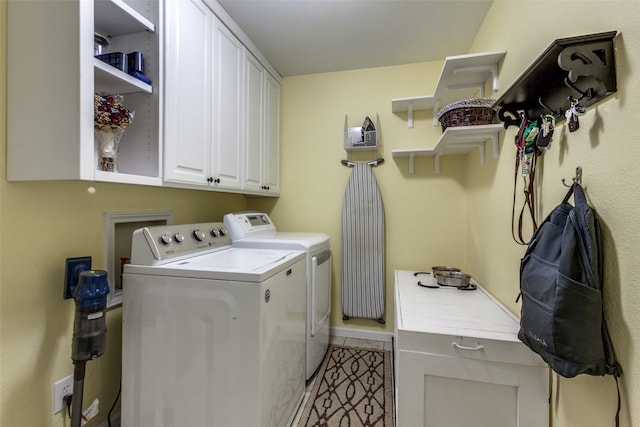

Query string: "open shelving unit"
[[391, 51, 506, 174], [6, 0, 161, 185], [392, 51, 506, 128]]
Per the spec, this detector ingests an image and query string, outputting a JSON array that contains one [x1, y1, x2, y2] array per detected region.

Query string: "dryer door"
[[311, 248, 331, 336]]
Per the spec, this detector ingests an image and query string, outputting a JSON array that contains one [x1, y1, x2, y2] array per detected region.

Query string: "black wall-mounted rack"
[[494, 31, 617, 128]]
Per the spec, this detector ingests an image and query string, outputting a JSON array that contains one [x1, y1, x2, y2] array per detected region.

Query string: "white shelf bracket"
[[432, 99, 441, 126], [490, 134, 500, 159], [434, 152, 443, 174], [408, 153, 415, 174], [447, 83, 485, 98], [451, 141, 486, 164], [490, 64, 499, 92], [407, 102, 414, 128], [452, 64, 500, 93]]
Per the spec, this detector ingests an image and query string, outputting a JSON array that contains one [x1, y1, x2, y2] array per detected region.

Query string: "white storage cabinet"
[[163, 0, 213, 186], [394, 270, 549, 427], [7, 0, 162, 186], [164, 0, 242, 191], [243, 52, 281, 195], [163, 0, 280, 196]]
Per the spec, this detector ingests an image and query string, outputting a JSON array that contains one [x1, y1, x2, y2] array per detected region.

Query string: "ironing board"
[[341, 162, 385, 323]]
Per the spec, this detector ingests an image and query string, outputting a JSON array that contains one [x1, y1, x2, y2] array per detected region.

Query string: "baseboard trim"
[[330, 326, 393, 342]]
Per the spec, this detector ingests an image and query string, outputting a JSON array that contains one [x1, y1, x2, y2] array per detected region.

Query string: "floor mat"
[[298, 345, 393, 427]]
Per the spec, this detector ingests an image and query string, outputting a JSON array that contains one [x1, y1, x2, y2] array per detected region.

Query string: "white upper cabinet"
[[164, 0, 213, 186], [263, 73, 281, 194], [210, 18, 244, 191], [163, 0, 280, 195], [7, 0, 162, 186], [7, 0, 280, 195], [243, 53, 281, 195], [243, 53, 266, 193]]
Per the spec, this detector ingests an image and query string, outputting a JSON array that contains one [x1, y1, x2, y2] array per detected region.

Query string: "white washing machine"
[[122, 222, 306, 427], [224, 212, 331, 380]]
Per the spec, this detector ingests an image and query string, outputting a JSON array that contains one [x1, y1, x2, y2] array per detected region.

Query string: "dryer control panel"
[[224, 212, 277, 240], [131, 222, 231, 265]]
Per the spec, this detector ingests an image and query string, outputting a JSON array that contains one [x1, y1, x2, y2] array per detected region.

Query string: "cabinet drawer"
[[397, 329, 546, 367]]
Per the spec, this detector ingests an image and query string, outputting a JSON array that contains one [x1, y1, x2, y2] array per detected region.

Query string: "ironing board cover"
[[341, 162, 385, 320]]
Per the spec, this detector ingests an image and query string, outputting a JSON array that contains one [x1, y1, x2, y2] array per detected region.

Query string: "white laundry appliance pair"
[[224, 212, 332, 381], [121, 222, 306, 427]]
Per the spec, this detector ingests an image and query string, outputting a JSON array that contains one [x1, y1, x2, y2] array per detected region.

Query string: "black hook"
[[564, 78, 595, 101], [538, 98, 563, 117], [561, 166, 583, 187]]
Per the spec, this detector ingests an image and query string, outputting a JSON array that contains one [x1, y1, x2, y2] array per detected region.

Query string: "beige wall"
[[2, 1, 640, 426], [253, 1, 640, 426]]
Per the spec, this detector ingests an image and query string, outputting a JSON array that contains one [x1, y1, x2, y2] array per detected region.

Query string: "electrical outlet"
[[53, 375, 73, 414]]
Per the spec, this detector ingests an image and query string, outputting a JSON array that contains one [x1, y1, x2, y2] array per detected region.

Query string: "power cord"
[[64, 394, 73, 419], [107, 380, 121, 427]]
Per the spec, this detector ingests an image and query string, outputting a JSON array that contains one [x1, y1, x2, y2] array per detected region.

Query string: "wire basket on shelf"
[[437, 98, 496, 132]]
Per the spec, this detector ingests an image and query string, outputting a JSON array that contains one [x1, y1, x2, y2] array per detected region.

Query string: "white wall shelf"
[[392, 51, 506, 127], [94, 58, 153, 94], [7, 0, 160, 186], [95, 0, 155, 36], [392, 124, 503, 174]]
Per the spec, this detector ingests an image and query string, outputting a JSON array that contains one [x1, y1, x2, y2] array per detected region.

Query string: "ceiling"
[[217, 0, 493, 77]]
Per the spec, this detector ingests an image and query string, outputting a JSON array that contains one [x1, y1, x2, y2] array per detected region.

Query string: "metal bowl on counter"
[[435, 271, 472, 288], [431, 266, 461, 277]]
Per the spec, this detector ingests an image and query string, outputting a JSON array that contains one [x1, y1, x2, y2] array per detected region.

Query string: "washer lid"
[[126, 248, 305, 282]]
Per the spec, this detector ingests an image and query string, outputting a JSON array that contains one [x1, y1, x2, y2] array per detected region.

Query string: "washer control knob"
[[193, 230, 206, 241], [260, 215, 268, 223], [210, 229, 219, 237], [218, 228, 227, 236], [174, 233, 185, 243], [160, 234, 172, 245]]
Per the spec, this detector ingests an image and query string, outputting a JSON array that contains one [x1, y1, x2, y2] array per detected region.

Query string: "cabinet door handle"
[[452, 342, 484, 351]]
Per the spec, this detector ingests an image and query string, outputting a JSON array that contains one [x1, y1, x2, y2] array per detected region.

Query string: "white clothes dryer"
[[122, 222, 306, 427], [224, 212, 331, 380]]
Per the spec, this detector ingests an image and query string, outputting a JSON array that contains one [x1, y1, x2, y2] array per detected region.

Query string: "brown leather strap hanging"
[[512, 117, 539, 245]]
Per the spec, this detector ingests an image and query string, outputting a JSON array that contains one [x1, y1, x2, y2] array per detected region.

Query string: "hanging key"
[[566, 108, 579, 132], [536, 115, 555, 147]]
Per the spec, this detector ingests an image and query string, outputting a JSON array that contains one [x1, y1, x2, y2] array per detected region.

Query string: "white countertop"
[[395, 270, 521, 342]]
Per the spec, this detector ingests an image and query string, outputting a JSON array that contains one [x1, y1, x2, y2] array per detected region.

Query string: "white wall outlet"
[[53, 375, 74, 414]]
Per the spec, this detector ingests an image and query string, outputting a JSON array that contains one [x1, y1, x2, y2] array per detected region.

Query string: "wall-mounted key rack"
[[494, 31, 617, 128]]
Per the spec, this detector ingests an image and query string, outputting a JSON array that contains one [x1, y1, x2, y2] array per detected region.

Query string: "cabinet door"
[[396, 350, 548, 427], [211, 19, 244, 190], [243, 52, 265, 193], [263, 73, 281, 194], [164, 0, 213, 186]]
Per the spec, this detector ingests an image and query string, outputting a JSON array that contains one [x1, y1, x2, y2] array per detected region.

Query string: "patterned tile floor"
[[291, 337, 392, 426]]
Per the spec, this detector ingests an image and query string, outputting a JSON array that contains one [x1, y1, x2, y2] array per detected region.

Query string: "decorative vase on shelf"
[[95, 127, 125, 172]]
